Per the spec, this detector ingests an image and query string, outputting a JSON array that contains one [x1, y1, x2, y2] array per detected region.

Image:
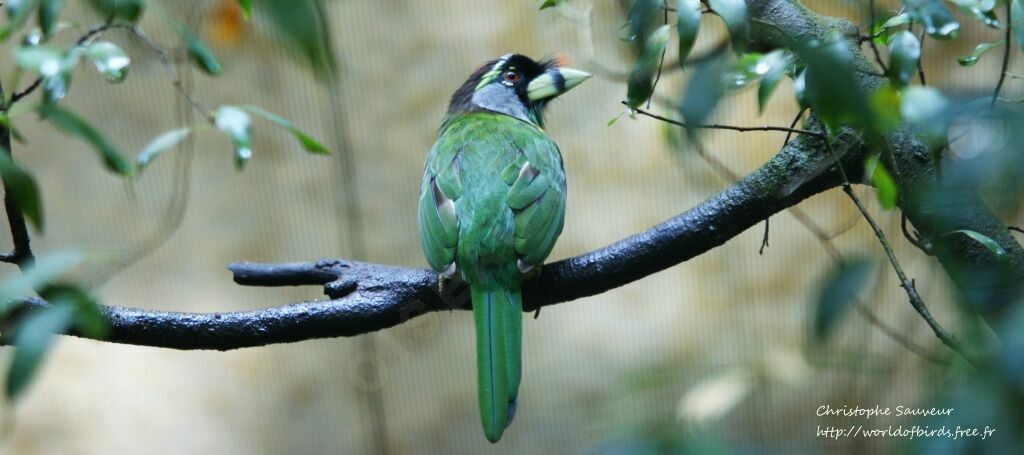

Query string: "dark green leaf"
[[41, 105, 133, 175], [240, 105, 330, 154], [215, 106, 253, 170], [676, 0, 701, 66], [176, 25, 221, 76], [708, 0, 749, 53], [627, 0, 661, 50], [904, 0, 960, 40], [678, 56, 727, 138], [864, 154, 898, 209], [625, 24, 670, 109], [137, 128, 191, 170], [237, 0, 252, 19], [85, 41, 129, 83], [37, 0, 61, 39], [813, 258, 873, 342], [946, 229, 1009, 261], [757, 50, 793, 114], [6, 303, 75, 399], [87, 0, 144, 22], [887, 31, 920, 88], [958, 40, 1003, 66], [1012, 0, 1024, 53], [256, 0, 336, 77], [0, 151, 43, 230], [796, 36, 871, 133]]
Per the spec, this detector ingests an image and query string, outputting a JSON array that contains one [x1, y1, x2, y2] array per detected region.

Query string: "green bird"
[[418, 54, 590, 443]]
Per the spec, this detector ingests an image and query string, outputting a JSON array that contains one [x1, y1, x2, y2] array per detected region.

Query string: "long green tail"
[[471, 285, 523, 443]]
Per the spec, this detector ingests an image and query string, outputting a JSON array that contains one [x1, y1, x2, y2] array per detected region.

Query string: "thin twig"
[[122, 25, 215, 123], [836, 160, 977, 367], [647, 0, 670, 110], [628, 103, 826, 138], [992, 2, 1012, 107], [916, 29, 927, 86], [866, 0, 888, 73]]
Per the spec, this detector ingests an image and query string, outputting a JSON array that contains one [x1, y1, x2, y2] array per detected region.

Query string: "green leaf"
[[87, 0, 144, 22], [137, 128, 191, 170], [1, 0, 39, 40], [6, 303, 75, 399], [797, 36, 871, 133], [793, 68, 808, 109], [869, 83, 902, 133], [888, 31, 920, 88], [37, 0, 62, 39], [14, 45, 78, 103], [237, 0, 252, 19], [678, 57, 727, 138], [872, 12, 912, 45], [708, 0, 749, 53], [85, 41, 129, 83], [0, 151, 43, 230], [813, 258, 873, 342], [951, 0, 1001, 28], [958, 40, 1003, 66], [41, 105, 133, 175], [946, 230, 1009, 261], [239, 105, 329, 154], [904, 0, 960, 40], [539, 0, 567, 9], [900, 86, 950, 147], [864, 154, 898, 209], [215, 106, 253, 170], [627, 0, 661, 50], [38, 284, 107, 338], [676, 0, 701, 66], [257, 0, 336, 77], [0, 251, 84, 304], [625, 24, 670, 109], [757, 50, 793, 114], [725, 52, 763, 90], [176, 25, 221, 76], [1012, 0, 1024, 53]]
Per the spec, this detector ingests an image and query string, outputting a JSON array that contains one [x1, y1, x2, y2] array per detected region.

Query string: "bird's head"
[[446, 53, 591, 128]]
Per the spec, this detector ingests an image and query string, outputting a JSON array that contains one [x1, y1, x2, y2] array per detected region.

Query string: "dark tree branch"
[[11, 128, 861, 350], [0, 82, 34, 271]]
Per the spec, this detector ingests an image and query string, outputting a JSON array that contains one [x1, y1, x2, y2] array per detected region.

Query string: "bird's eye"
[[503, 71, 520, 83]]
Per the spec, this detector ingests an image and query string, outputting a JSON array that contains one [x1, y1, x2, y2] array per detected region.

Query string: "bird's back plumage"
[[418, 112, 566, 442]]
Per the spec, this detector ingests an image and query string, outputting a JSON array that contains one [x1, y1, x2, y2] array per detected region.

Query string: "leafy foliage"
[[812, 259, 873, 342]]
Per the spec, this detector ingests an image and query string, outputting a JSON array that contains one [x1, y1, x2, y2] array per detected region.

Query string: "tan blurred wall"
[[0, 0, 1013, 453]]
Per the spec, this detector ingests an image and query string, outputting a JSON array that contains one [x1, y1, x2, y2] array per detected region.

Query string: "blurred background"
[[0, 0, 1016, 453]]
